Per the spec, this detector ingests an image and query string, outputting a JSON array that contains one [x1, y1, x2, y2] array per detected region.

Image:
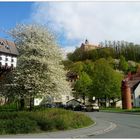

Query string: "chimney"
[[121, 80, 132, 110]]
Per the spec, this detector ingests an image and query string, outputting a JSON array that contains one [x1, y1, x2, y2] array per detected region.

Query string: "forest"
[[63, 40, 140, 107]]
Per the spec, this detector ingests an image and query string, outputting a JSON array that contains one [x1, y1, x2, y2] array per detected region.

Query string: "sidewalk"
[[0, 113, 116, 138]]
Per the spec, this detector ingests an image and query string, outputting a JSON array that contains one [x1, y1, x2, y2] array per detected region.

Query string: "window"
[[5, 58, 8, 61], [5, 45, 10, 49], [11, 59, 14, 62], [0, 41, 4, 46], [0, 57, 2, 60]]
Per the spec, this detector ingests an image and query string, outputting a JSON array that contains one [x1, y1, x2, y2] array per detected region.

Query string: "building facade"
[[132, 82, 140, 107], [0, 38, 18, 70], [0, 38, 18, 105], [121, 72, 140, 109], [80, 39, 100, 51]]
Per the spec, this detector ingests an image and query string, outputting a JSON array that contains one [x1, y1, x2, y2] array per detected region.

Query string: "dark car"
[[73, 105, 81, 111], [64, 104, 74, 110], [41, 103, 56, 108], [55, 103, 65, 108], [64, 104, 85, 111]]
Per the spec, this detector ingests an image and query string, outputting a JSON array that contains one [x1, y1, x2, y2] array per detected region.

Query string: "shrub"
[[0, 118, 38, 134], [0, 108, 94, 134], [0, 112, 18, 119], [28, 108, 93, 131], [0, 102, 18, 111]]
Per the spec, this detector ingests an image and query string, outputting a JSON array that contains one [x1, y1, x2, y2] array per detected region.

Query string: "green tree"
[[83, 60, 94, 76], [74, 72, 92, 104], [69, 61, 84, 75], [8, 24, 72, 110], [67, 47, 85, 62], [119, 55, 128, 73], [91, 58, 123, 107]]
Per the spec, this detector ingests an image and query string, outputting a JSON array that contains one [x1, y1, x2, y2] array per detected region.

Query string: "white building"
[[34, 93, 74, 106], [0, 38, 18, 69], [132, 82, 140, 107], [0, 38, 18, 105]]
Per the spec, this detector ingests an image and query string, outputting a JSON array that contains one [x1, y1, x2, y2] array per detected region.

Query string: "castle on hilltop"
[[80, 39, 100, 51]]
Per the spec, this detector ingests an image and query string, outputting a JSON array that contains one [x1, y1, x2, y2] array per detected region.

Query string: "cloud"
[[61, 45, 76, 59], [31, 2, 140, 47]]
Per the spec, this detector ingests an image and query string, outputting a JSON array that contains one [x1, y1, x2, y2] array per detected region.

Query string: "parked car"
[[92, 104, 99, 112], [40, 103, 56, 108], [64, 104, 74, 110], [73, 104, 85, 111], [64, 104, 85, 111], [84, 104, 99, 112]]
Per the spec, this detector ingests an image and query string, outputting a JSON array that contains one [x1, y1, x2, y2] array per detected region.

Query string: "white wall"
[[116, 100, 122, 108], [34, 98, 43, 106], [0, 55, 17, 68], [134, 83, 140, 107]]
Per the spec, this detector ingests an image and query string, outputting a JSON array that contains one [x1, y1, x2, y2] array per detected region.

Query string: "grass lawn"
[[0, 108, 94, 135], [101, 107, 140, 113]]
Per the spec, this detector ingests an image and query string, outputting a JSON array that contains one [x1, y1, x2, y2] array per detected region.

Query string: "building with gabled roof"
[[121, 71, 140, 109], [0, 38, 18, 105], [80, 39, 100, 51], [0, 38, 19, 56], [0, 38, 18, 78]]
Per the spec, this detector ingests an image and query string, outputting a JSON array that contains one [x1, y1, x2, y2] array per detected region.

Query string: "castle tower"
[[80, 39, 99, 51], [85, 39, 89, 45]]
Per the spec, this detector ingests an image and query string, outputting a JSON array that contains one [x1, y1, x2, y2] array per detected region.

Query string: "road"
[[88, 112, 140, 138], [1, 112, 140, 138]]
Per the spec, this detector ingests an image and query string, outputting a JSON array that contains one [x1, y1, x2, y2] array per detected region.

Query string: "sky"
[[1, 2, 140, 53], [0, 2, 32, 38]]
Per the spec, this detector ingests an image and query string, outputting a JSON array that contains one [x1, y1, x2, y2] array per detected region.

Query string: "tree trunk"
[[83, 93, 85, 105], [29, 97, 34, 111], [105, 96, 107, 108], [109, 98, 110, 107], [20, 98, 25, 110], [97, 98, 100, 106]]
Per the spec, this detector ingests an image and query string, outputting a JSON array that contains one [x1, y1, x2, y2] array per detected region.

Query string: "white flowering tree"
[[8, 24, 72, 109]]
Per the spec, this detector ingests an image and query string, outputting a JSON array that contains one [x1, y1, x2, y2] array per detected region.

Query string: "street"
[[88, 112, 140, 138]]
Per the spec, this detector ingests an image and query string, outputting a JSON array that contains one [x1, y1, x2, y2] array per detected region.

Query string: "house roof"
[[0, 38, 19, 56], [124, 72, 140, 90], [132, 81, 140, 92], [66, 99, 81, 104]]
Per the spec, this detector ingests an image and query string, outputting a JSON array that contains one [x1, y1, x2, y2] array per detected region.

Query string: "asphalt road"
[[88, 112, 140, 138]]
